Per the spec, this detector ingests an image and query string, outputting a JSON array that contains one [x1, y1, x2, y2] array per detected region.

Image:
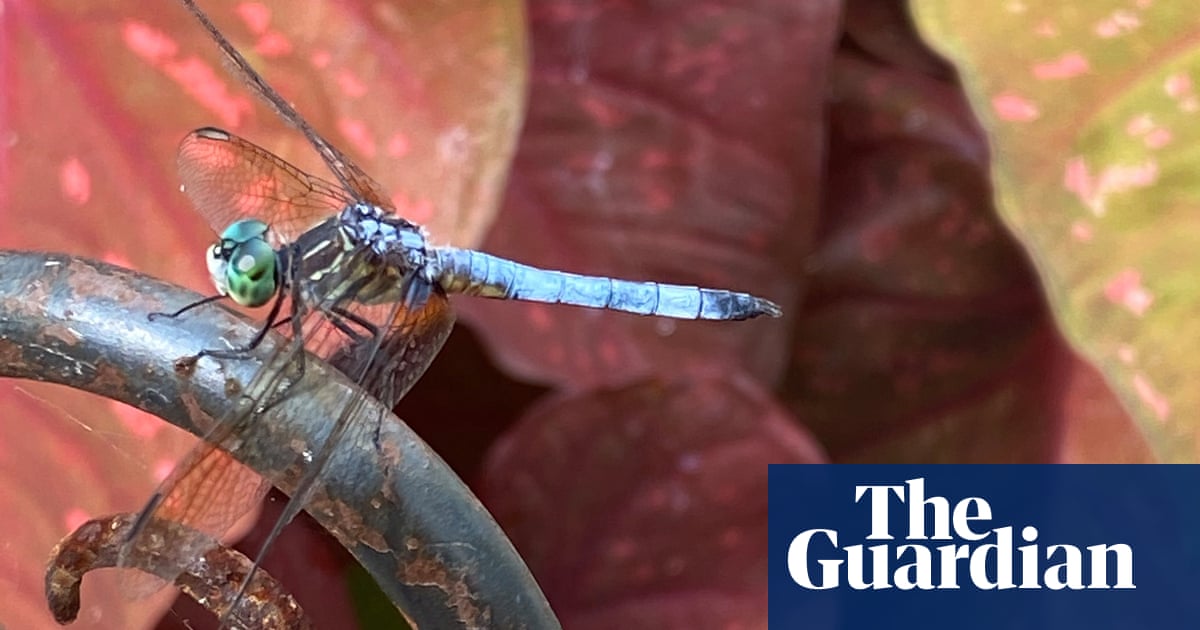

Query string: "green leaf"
[[913, 2, 1200, 461]]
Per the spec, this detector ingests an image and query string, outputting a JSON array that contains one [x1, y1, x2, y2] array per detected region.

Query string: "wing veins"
[[180, 0, 394, 210]]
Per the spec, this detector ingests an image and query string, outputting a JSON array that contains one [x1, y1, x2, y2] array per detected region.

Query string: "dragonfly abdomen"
[[429, 247, 781, 320]]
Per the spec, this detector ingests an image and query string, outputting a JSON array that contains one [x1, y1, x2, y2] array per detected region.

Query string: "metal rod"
[[0, 250, 561, 630]]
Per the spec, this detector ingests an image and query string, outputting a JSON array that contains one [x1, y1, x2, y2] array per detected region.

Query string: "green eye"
[[225, 238, 278, 307], [220, 219, 270, 245]]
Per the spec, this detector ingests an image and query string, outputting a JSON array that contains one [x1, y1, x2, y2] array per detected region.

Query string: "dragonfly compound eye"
[[225, 238, 278, 307], [219, 218, 271, 244]]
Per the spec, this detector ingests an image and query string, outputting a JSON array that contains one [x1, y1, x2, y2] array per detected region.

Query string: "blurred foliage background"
[[0, 0, 1184, 628]]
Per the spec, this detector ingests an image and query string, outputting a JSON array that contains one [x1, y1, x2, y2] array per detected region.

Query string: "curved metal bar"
[[46, 512, 312, 629], [0, 251, 560, 630]]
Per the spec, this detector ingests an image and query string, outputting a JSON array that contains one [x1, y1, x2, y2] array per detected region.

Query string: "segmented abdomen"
[[428, 247, 781, 321]]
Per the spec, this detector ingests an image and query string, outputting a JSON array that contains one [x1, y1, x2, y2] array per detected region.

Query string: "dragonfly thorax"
[[206, 219, 279, 307], [281, 203, 433, 309], [337, 203, 429, 274]]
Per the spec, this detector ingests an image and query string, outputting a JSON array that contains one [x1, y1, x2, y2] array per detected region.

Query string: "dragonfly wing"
[[177, 127, 355, 244], [310, 136, 396, 212], [325, 282, 457, 408], [200, 277, 456, 611], [154, 444, 271, 541], [180, 0, 396, 213], [121, 444, 269, 598], [120, 333, 309, 597]]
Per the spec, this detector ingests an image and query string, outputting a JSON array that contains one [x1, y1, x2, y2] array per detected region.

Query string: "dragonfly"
[[122, 0, 782, 624]]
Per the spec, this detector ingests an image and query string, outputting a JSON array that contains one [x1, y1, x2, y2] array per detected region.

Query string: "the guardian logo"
[[787, 478, 1135, 591]]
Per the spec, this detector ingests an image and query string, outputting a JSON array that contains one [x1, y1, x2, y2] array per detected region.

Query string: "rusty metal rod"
[[46, 512, 313, 629], [0, 250, 560, 630]]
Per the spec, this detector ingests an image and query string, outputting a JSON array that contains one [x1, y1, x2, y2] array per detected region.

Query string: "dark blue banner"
[[769, 465, 1200, 629]]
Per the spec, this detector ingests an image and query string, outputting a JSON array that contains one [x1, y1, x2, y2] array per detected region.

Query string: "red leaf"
[[457, 0, 841, 388], [2, 1, 1153, 629], [1, 1, 522, 627], [779, 8, 1142, 462], [480, 373, 822, 629]]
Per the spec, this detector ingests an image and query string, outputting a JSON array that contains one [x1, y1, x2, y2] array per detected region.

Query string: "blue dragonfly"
[[122, 0, 782, 624]]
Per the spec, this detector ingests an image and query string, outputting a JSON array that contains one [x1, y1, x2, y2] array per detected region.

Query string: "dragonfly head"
[[207, 219, 278, 307]]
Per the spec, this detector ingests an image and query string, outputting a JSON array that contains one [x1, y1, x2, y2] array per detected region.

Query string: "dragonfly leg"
[[255, 254, 349, 411], [251, 292, 310, 414], [147, 294, 225, 321], [365, 278, 431, 448], [308, 278, 385, 357], [317, 265, 383, 341], [194, 287, 287, 361], [242, 335, 306, 416], [317, 314, 368, 347], [329, 305, 380, 338], [122, 491, 165, 549]]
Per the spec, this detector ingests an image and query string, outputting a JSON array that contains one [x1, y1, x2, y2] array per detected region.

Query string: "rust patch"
[[41, 322, 82, 347], [90, 360, 130, 396], [375, 433, 408, 503], [177, 387, 218, 435], [45, 512, 312, 629], [224, 375, 243, 398], [64, 259, 147, 308], [175, 354, 201, 374], [398, 547, 491, 629], [317, 493, 390, 552], [0, 339, 24, 369], [15, 263, 58, 315]]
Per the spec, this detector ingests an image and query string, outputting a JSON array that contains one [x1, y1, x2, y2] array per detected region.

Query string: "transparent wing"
[[154, 446, 270, 539], [178, 127, 355, 244], [181, 0, 395, 211], [325, 283, 457, 409], [119, 325, 308, 598], [236, 278, 456, 599], [120, 449, 269, 598], [123, 262, 455, 599], [126, 0, 441, 609]]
